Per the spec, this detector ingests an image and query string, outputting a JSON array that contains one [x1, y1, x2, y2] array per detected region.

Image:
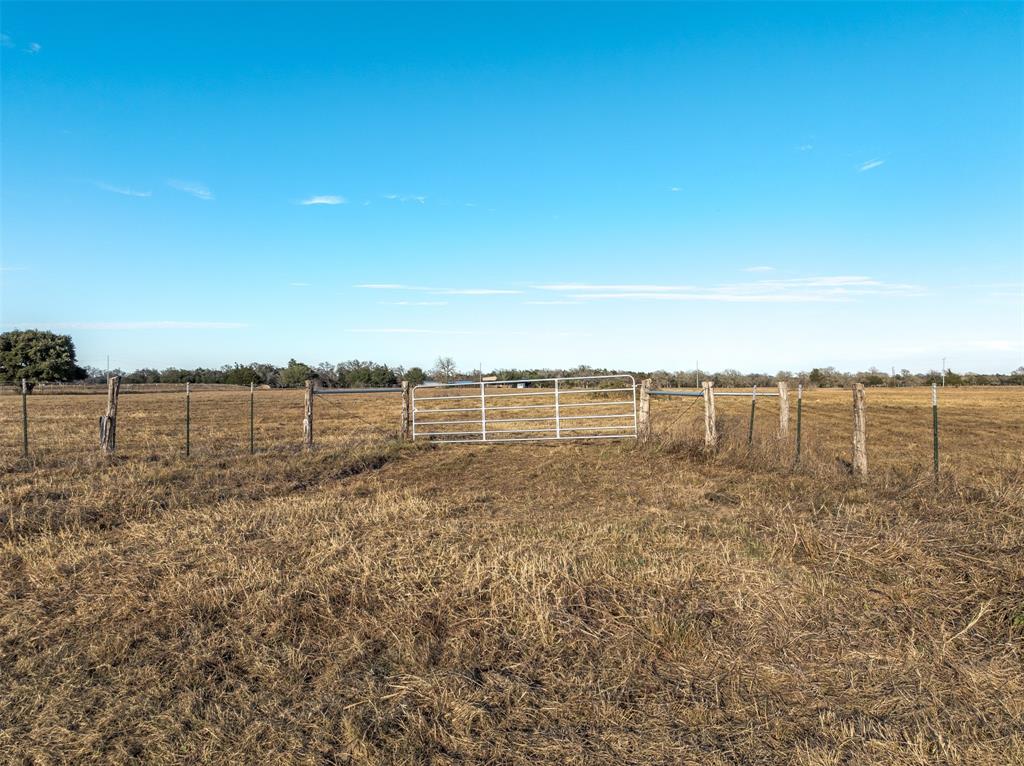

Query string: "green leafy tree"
[[280, 359, 314, 387], [0, 329, 87, 383], [223, 364, 263, 386], [405, 366, 426, 386]]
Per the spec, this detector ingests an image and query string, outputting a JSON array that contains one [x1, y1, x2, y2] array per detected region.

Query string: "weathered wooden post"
[[638, 378, 652, 443], [21, 378, 29, 457], [184, 382, 191, 457], [932, 383, 939, 484], [777, 381, 789, 439], [100, 375, 121, 454], [249, 381, 255, 454], [747, 385, 757, 446], [795, 384, 803, 464], [303, 379, 314, 450], [702, 381, 718, 449], [400, 380, 411, 441], [852, 383, 867, 477]]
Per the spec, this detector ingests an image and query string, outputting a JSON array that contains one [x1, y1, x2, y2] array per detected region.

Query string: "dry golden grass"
[[1, 387, 1022, 764]]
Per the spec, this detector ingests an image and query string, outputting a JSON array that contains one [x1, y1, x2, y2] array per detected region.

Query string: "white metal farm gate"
[[412, 375, 637, 444]]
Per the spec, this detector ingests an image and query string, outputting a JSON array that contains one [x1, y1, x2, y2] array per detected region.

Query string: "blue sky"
[[2, 2, 1021, 374]]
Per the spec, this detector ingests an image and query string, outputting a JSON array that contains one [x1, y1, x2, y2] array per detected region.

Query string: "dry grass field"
[[1, 386, 1022, 764]]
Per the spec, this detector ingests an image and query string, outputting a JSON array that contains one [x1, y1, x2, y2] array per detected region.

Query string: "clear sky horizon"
[[2, 2, 1022, 374]]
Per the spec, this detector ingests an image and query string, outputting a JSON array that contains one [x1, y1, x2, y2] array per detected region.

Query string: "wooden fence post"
[[303, 379, 314, 450], [100, 375, 121, 454], [184, 382, 191, 457], [777, 381, 789, 438], [747, 385, 757, 446], [702, 381, 718, 449], [21, 378, 29, 457], [795, 384, 803, 464], [638, 378, 652, 443], [852, 383, 867, 477], [249, 382, 255, 454], [401, 380, 411, 441]]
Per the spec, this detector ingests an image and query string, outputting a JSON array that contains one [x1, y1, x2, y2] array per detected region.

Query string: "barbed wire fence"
[[8, 375, 952, 486]]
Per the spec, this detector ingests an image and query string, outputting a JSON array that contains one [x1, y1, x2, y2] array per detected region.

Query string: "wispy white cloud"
[[356, 284, 522, 295], [96, 182, 151, 198], [41, 321, 246, 330], [442, 288, 521, 295], [742, 266, 774, 272], [669, 186, 682, 192], [346, 328, 591, 339], [0, 34, 13, 48], [26, 42, 40, 53], [797, 144, 813, 152], [168, 180, 214, 200], [535, 276, 923, 304], [381, 301, 449, 306], [382, 193, 426, 204], [858, 159, 885, 172], [971, 339, 1015, 351], [348, 328, 482, 336], [300, 195, 346, 206], [523, 300, 580, 306], [535, 283, 697, 292]]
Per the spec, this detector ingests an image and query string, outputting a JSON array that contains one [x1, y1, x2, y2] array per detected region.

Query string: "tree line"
[[2, 330, 1023, 388]]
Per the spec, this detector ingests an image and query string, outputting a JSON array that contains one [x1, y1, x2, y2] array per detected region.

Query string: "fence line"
[[8, 377, 954, 482]]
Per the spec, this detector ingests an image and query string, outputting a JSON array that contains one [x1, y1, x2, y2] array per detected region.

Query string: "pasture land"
[[1, 387, 1022, 764]]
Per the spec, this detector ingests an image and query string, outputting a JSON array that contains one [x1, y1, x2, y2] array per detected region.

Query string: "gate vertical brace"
[[480, 382, 487, 442], [554, 378, 561, 438]]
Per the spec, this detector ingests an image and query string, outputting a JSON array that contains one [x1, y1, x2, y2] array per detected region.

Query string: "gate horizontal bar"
[[432, 433, 636, 444], [315, 387, 403, 395]]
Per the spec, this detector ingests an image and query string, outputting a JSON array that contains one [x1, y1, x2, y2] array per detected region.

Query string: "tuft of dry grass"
[[1, 387, 1022, 763]]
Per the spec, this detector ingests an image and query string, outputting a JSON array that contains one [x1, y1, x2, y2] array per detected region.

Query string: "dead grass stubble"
[[1, 388, 1022, 764]]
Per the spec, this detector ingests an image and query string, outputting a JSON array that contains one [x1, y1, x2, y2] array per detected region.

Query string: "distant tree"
[[0, 330, 87, 383], [315, 362, 340, 387], [223, 364, 263, 386], [432, 356, 457, 383], [123, 368, 161, 384], [405, 366, 427, 386], [808, 367, 847, 387], [336, 359, 398, 388], [280, 359, 314, 387], [82, 366, 107, 384]]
